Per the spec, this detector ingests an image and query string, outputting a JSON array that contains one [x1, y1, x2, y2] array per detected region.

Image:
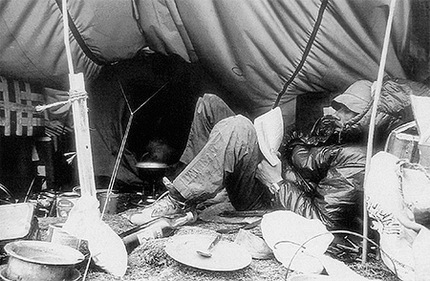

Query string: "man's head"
[[331, 80, 373, 125]]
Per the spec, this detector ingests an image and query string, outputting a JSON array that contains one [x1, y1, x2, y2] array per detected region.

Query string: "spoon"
[[196, 234, 222, 257]]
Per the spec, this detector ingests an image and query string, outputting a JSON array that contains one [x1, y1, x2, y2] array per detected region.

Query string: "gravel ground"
[[11, 193, 402, 281]]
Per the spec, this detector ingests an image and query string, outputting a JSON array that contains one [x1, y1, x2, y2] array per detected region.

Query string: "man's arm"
[[290, 144, 340, 182], [255, 158, 283, 194]]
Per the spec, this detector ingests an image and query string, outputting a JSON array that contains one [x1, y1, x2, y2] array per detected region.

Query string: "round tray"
[[165, 234, 252, 271]]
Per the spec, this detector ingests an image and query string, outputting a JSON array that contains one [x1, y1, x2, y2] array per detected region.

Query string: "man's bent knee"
[[222, 115, 253, 128], [198, 94, 228, 111], [215, 115, 256, 138]]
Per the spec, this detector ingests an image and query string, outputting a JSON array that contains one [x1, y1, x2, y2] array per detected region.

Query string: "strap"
[[55, 0, 109, 66], [397, 160, 430, 200], [274, 0, 329, 108]]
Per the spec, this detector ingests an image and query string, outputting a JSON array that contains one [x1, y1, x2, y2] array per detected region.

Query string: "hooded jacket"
[[276, 78, 429, 231]]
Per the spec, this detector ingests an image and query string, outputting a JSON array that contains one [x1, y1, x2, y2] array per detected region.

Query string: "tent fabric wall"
[[135, 0, 411, 121], [66, 0, 146, 62], [0, 0, 427, 187], [0, 0, 145, 89], [0, 0, 100, 89], [0, 0, 416, 117]]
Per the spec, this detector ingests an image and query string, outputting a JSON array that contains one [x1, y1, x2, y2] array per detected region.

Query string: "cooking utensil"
[[196, 234, 222, 257], [216, 218, 262, 234], [219, 210, 271, 217]]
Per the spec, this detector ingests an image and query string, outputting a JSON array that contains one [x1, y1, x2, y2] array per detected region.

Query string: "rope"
[[273, 0, 329, 108], [101, 115, 133, 218], [35, 90, 88, 112], [100, 79, 169, 218], [283, 230, 399, 281], [35, 100, 68, 112]]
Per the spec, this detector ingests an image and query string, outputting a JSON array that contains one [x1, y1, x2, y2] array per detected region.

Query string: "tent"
[[0, 0, 429, 190]]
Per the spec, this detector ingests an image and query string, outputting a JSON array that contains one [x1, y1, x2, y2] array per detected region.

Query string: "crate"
[[0, 76, 45, 136]]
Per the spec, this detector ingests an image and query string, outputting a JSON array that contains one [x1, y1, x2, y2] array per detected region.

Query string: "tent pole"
[[62, 1, 104, 279], [68, 73, 97, 197], [362, 0, 397, 264], [62, 0, 96, 198]]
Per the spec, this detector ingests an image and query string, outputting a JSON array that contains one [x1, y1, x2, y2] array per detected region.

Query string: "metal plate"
[[165, 234, 251, 271]]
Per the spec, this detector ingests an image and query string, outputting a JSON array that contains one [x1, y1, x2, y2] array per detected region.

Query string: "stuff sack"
[[366, 152, 430, 281], [261, 210, 333, 274]]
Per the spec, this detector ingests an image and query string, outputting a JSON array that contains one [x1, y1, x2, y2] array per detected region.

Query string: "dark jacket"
[[284, 143, 366, 230]]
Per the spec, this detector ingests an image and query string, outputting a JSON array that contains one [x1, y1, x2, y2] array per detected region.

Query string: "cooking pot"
[[2, 240, 84, 281], [135, 160, 168, 204]]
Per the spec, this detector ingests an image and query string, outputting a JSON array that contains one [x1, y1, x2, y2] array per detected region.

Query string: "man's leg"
[[129, 96, 270, 224], [173, 114, 271, 210], [179, 93, 235, 165], [167, 93, 236, 180]]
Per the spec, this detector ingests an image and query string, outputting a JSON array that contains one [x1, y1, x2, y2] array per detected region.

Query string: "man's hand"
[[256, 158, 283, 194]]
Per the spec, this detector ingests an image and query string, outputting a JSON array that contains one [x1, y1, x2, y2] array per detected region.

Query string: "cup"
[[97, 191, 119, 215]]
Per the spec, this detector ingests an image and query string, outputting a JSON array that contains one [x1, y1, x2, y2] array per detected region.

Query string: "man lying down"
[[128, 78, 417, 233]]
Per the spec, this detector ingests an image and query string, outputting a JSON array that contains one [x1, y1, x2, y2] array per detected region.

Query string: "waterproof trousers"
[[172, 94, 271, 210]]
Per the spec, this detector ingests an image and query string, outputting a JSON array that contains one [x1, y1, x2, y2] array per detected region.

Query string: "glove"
[[307, 115, 343, 145]]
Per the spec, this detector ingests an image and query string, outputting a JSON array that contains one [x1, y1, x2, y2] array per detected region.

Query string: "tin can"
[[35, 191, 56, 217], [56, 192, 80, 218]]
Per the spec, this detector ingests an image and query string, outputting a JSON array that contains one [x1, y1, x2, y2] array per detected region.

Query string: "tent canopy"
[[0, 0, 429, 187], [1, 0, 427, 115]]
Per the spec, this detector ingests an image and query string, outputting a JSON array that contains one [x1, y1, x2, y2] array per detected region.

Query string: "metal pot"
[[3, 240, 84, 281], [136, 161, 168, 204], [136, 161, 168, 175]]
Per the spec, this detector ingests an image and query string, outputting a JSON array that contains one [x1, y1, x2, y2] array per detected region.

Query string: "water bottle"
[[120, 211, 197, 254]]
